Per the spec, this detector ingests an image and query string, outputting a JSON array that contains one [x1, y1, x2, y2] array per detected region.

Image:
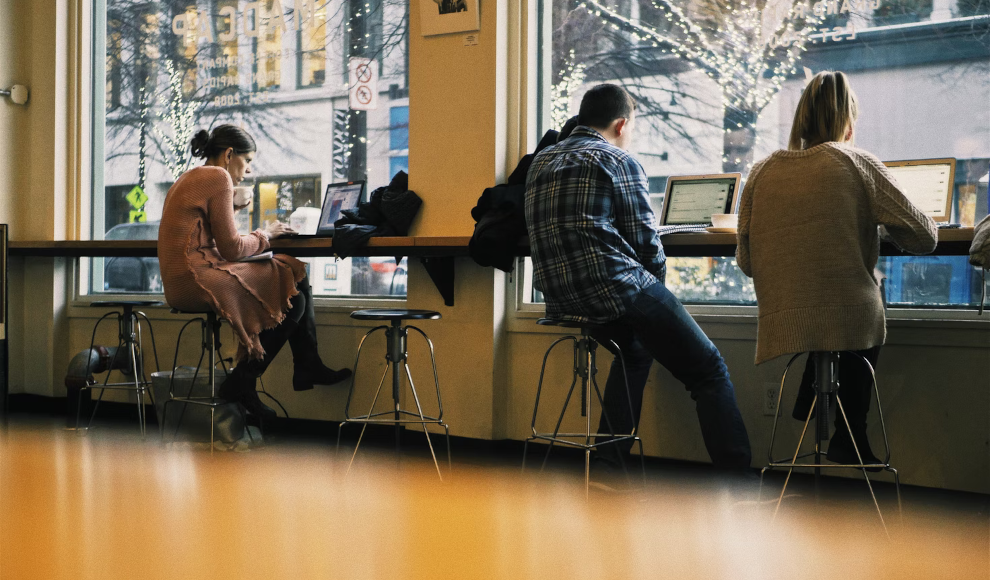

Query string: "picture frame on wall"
[[419, 0, 480, 37]]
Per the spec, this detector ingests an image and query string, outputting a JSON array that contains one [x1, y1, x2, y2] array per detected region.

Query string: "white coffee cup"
[[710, 213, 738, 230], [233, 186, 254, 209]]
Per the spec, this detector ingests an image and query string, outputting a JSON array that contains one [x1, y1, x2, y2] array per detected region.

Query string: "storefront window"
[[534, 0, 990, 309], [297, 0, 328, 88], [91, 0, 411, 299]]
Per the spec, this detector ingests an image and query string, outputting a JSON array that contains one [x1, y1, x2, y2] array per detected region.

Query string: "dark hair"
[[190, 124, 257, 160], [558, 115, 580, 142], [578, 84, 636, 130]]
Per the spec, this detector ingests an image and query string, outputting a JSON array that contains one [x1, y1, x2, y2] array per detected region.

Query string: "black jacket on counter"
[[333, 171, 421, 258], [469, 129, 560, 272]]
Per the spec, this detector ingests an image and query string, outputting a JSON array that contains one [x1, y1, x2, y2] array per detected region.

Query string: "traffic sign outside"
[[126, 185, 148, 209], [348, 57, 378, 111]]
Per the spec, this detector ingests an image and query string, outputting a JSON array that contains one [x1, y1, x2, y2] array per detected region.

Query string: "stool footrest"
[[345, 409, 443, 421], [345, 415, 444, 425], [768, 461, 890, 470], [166, 397, 227, 408], [528, 434, 640, 451], [82, 382, 152, 390]]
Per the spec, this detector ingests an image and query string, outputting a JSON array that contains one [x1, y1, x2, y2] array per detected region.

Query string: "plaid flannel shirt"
[[525, 126, 665, 324]]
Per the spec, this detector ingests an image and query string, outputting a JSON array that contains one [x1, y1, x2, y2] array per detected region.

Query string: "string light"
[[154, 59, 202, 180], [574, 0, 829, 169], [550, 49, 586, 129]]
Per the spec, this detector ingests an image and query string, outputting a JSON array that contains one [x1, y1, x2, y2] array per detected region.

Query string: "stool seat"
[[350, 309, 441, 321], [92, 300, 163, 307], [537, 318, 607, 331], [170, 308, 217, 315]]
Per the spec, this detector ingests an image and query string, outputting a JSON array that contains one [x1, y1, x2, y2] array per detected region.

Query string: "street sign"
[[129, 210, 147, 223], [126, 185, 148, 209], [348, 57, 378, 111]]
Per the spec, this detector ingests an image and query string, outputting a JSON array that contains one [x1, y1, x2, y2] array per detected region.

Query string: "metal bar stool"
[[161, 308, 231, 453], [74, 300, 162, 436], [761, 351, 900, 535], [523, 318, 645, 497], [337, 309, 450, 480]]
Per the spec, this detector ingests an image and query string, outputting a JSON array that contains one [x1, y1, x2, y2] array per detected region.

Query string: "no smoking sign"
[[348, 57, 378, 111]]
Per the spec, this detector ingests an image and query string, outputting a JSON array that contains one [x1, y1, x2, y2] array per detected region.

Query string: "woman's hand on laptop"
[[263, 220, 297, 239]]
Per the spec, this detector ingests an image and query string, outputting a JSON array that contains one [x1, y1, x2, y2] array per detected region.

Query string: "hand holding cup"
[[233, 186, 254, 211]]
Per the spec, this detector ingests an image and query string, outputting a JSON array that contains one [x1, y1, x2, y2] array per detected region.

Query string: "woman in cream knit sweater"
[[736, 71, 937, 464]]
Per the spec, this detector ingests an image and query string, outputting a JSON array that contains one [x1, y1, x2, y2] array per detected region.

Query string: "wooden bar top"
[[7, 228, 976, 258]]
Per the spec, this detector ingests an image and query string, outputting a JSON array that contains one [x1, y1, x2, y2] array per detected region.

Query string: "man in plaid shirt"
[[526, 84, 751, 478]]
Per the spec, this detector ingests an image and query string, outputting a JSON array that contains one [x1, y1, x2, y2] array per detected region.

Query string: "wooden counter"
[[7, 228, 975, 258], [7, 229, 976, 306]]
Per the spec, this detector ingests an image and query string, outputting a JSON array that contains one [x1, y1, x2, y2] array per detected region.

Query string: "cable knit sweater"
[[736, 142, 937, 364]]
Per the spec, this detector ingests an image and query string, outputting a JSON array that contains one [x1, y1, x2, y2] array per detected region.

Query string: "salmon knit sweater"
[[736, 142, 937, 364], [159, 166, 307, 362]]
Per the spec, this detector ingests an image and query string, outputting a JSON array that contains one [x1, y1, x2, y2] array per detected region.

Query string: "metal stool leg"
[[337, 326, 388, 460], [74, 311, 121, 432], [523, 336, 575, 472], [836, 394, 888, 538], [346, 362, 390, 474], [774, 396, 817, 521], [340, 322, 449, 479], [525, 329, 642, 495], [760, 353, 805, 502], [599, 338, 641, 485], [404, 363, 442, 481], [162, 314, 226, 453], [767, 351, 897, 535], [407, 326, 451, 473]]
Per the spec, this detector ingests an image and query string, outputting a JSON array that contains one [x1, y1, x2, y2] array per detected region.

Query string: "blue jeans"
[[590, 282, 752, 470]]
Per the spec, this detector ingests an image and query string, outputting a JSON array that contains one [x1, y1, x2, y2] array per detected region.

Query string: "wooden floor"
[[1, 422, 987, 580]]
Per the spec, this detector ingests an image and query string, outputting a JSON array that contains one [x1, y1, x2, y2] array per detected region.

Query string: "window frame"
[[79, 0, 412, 306], [525, 0, 990, 322]]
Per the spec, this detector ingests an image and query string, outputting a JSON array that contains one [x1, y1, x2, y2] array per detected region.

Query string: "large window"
[[536, 0, 990, 309], [90, 0, 411, 299]]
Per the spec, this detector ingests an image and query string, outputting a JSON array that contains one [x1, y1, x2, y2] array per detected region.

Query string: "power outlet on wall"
[[763, 383, 779, 417]]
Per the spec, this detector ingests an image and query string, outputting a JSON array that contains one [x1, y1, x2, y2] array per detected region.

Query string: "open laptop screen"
[[884, 159, 955, 222], [660, 175, 739, 226], [317, 181, 365, 235]]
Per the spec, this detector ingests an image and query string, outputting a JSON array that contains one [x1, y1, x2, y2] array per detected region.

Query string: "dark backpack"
[[468, 130, 560, 273], [469, 184, 528, 272]]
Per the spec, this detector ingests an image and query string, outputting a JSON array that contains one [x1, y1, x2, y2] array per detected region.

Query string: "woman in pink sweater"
[[736, 72, 936, 466], [159, 125, 350, 417]]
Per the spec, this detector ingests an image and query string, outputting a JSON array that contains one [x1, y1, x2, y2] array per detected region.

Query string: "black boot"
[[792, 355, 817, 421], [222, 318, 299, 416], [292, 364, 353, 391], [219, 370, 277, 419], [826, 350, 881, 470], [241, 376, 278, 419], [287, 279, 353, 391]]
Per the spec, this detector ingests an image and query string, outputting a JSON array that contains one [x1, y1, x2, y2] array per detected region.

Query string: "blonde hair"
[[788, 71, 859, 151]]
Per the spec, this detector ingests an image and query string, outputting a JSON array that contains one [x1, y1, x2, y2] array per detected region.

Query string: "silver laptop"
[[658, 173, 741, 226], [290, 180, 365, 238], [883, 158, 955, 223]]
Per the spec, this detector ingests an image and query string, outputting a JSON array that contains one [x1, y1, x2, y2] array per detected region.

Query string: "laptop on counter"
[[883, 158, 955, 225], [658, 173, 741, 233], [287, 180, 365, 238]]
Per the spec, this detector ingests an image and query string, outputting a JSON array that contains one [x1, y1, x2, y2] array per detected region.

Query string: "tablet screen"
[[664, 178, 736, 225]]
